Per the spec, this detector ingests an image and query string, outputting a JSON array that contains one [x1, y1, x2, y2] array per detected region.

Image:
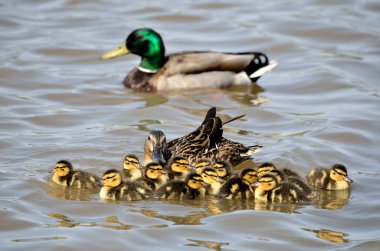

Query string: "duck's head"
[[167, 156, 191, 175], [193, 158, 212, 174], [185, 173, 204, 190], [123, 154, 141, 171], [267, 169, 285, 184], [255, 174, 278, 191], [54, 160, 73, 177], [201, 167, 223, 185], [257, 162, 276, 178], [213, 160, 232, 179], [100, 28, 165, 72], [102, 169, 122, 188], [330, 164, 353, 183], [144, 130, 167, 165], [144, 162, 166, 180], [241, 168, 258, 185]]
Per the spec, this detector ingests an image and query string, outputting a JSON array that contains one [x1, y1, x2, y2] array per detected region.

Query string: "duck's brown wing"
[[218, 138, 263, 166]]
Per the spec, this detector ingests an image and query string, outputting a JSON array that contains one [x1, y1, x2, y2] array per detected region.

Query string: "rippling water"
[[1, 0, 380, 250]]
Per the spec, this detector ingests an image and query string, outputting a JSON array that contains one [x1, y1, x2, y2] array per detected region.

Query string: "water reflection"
[[46, 213, 134, 230], [186, 238, 230, 251], [303, 228, 349, 244], [135, 208, 208, 225], [47, 182, 98, 201], [313, 189, 350, 210]]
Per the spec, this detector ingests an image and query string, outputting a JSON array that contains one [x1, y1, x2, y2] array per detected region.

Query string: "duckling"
[[156, 173, 206, 200], [100, 169, 150, 201], [100, 28, 277, 91], [268, 168, 312, 197], [213, 160, 233, 182], [257, 162, 276, 178], [254, 174, 309, 203], [166, 156, 192, 180], [193, 158, 213, 175], [139, 162, 168, 191], [201, 167, 224, 195], [51, 160, 100, 189], [307, 164, 353, 190], [218, 168, 258, 199], [123, 154, 143, 181]]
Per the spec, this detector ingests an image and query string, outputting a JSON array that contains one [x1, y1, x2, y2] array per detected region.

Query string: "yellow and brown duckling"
[[193, 158, 213, 175], [138, 162, 168, 191], [307, 164, 353, 190], [51, 160, 100, 189], [254, 174, 310, 203], [258, 162, 312, 197], [155, 173, 206, 200], [213, 160, 233, 182], [257, 162, 277, 178], [100, 28, 277, 92], [201, 167, 224, 196], [123, 154, 143, 181], [100, 169, 151, 201], [218, 168, 258, 199], [166, 156, 192, 180]]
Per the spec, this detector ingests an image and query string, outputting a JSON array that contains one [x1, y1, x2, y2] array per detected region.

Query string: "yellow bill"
[[100, 42, 129, 60]]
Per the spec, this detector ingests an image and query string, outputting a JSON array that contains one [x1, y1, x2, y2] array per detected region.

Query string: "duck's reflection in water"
[[47, 182, 99, 201], [313, 189, 350, 210], [303, 228, 349, 244], [46, 213, 134, 230], [186, 238, 230, 251]]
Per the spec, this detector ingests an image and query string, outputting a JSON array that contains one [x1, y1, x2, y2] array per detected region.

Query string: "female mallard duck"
[[155, 173, 206, 200], [138, 162, 168, 191], [307, 164, 353, 190], [143, 107, 262, 166], [100, 169, 151, 200], [123, 154, 143, 181], [218, 168, 258, 199], [100, 28, 277, 91], [166, 156, 192, 180], [51, 160, 100, 189], [213, 160, 233, 181], [254, 174, 309, 203], [201, 167, 224, 195]]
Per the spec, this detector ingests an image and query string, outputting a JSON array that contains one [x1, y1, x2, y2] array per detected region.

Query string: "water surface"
[[1, 0, 380, 250]]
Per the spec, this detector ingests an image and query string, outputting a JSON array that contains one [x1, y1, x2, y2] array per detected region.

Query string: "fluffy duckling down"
[[155, 173, 206, 200], [218, 168, 258, 199], [307, 164, 353, 190], [51, 160, 100, 189], [123, 154, 143, 181], [254, 174, 310, 203], [100, 169, 151, 201]]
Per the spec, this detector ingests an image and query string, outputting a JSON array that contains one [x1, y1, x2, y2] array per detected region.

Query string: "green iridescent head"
[[101, 28, 166, 72]]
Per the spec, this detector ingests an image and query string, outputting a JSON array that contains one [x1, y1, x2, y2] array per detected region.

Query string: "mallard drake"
[[143, 107, 262, 166], [100, 169, 151, 200], [100, 28, 277, 91], [155, 173, 206, 200], [201, 167, 224, 195], [254, 174, 310, 203], [218, 168, 257, 199], [307, 164, 353, 190], [213, 160, 233, 181], [166, 156, 192, 180], [138, 162, 168, 191], [51, 160, 100, 189], [123, 154, 143, 181], [193, 158, 213, 174]]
